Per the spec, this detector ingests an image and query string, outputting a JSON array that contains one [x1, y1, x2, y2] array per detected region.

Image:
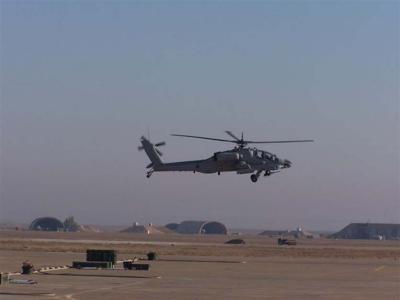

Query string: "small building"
[[120, 222, 165, 234], [29, 217, 64, 231], [259, 227, 317, 239], [120, 224, 148, 234], [330, 223, 400, 240]]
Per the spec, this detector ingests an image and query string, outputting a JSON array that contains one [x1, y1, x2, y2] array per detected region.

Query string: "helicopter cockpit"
[[253, 148, 273, 160]]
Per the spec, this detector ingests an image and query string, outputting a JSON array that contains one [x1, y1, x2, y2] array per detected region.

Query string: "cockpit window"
[[263, 152, 272, 160]]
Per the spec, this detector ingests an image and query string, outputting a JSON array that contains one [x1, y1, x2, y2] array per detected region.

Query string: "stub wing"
[[155, 160, 204, 172]]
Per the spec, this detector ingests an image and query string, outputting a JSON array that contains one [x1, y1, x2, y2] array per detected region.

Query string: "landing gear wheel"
[[264, 170, 271, 176], [250, 174, 258, 183]]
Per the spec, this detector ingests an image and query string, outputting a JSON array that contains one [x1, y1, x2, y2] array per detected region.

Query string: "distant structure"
[[330, 223, 400, 240], [120, 222, 165, 234], [165, 223, 179, 231], [122, 221, 227, 235], [176, 221, 228, 235], [63, 216, 80, 232], [225, 238, 246, 244], [29, 217, 64, 231], [121, 224, 148, 234], [29, 216, 93, 232], [259, 227, 317, 239]]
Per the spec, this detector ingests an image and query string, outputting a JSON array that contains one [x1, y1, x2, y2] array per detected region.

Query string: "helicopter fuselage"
[[140, 136, 292, 182], [156, 148, 285, 173]]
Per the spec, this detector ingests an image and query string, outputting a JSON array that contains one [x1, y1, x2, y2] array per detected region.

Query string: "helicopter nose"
[[283, 159, 292, 168]]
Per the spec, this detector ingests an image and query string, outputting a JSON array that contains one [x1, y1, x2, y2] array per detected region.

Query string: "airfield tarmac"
[[0, 231, 399, 300]]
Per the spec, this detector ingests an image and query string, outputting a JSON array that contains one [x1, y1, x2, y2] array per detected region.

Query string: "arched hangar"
[[29, 217, 64, 231], [177, 220, 228, 235]]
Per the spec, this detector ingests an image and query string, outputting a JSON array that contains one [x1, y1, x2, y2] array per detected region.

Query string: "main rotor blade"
[[225, 131, 241, 141], [171, 134, 236, 143], [155, 141, 166, 147], [247, 139, 314, 144]]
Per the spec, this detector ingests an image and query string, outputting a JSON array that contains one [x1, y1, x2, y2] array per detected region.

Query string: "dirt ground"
[[0, 231, 399, 299]]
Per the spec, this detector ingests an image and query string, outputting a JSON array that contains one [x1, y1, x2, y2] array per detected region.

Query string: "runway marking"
[[374, 265, 385, 272]]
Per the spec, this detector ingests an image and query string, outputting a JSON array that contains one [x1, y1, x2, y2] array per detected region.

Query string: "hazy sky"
[[1, 1, 399, 231]]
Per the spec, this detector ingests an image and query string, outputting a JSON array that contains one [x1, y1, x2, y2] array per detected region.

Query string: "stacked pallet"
[[72, 249, 117, 269], [87, 249, 117, 266]]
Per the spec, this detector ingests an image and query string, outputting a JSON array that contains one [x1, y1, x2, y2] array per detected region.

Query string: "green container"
[[147, 252, 158, 261], [86, 250, 117, 265], [22, 265, 33, 274]]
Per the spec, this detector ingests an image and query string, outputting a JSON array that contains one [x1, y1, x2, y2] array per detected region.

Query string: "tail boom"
[[140, 136, 163, 167]]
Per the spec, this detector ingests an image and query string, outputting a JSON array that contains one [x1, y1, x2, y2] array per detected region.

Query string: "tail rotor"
[[138, 136, 166, 156], [138, 136, 166, 177], [138, 137, 166, 156]]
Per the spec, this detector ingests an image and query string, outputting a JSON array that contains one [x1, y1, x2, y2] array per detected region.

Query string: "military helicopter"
[[139, 131, 313, 182]]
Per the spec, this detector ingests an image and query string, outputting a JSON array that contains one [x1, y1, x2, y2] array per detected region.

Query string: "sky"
[[1, 1, 399, 231]]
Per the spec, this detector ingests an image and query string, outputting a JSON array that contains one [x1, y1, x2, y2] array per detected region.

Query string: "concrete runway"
[[0, 233, 399, 299]]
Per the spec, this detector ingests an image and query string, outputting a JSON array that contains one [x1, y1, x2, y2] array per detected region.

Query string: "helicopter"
[[138, 131, 313, 183]]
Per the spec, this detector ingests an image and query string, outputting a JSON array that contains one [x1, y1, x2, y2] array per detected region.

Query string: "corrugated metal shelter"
[[165, 223, 179, 231], [330, 223, 400, 240], [177, 220, 227, 235], [30, 217, 64, 231]]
